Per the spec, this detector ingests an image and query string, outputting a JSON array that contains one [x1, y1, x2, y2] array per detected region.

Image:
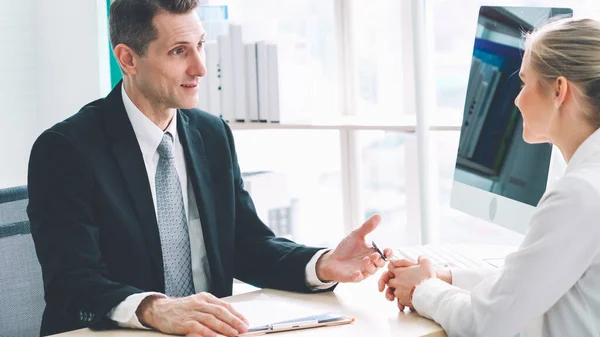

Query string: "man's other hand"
[[136, 292, 249, 337], [316, 214, 393, 283]]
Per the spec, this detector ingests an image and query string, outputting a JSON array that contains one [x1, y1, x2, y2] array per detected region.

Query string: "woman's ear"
[[554, 76, 568, 108]]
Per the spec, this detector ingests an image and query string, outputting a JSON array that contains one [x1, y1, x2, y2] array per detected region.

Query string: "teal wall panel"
[[106, 0, 122, 87]]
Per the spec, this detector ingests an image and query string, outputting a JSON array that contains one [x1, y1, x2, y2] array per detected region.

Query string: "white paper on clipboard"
[[221, 294, 353, 336], [230, 294, 319, 328]]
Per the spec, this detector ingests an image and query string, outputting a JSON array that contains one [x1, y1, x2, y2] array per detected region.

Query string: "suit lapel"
[[177, 111, 226, 296], [102, 82, 165, 288]]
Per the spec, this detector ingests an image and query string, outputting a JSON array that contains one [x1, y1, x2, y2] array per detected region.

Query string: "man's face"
[[134, 10, 207, 110]]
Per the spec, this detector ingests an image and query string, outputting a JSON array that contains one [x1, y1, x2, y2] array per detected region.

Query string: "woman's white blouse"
[[413, 128, 600, 337]]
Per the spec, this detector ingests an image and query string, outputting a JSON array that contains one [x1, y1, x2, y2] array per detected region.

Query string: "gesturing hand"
[[316, 214, 393, 283], [137, 292, 249, 337]]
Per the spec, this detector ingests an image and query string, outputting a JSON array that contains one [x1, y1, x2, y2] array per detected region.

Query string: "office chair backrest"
[[0, 186, 45, 337]]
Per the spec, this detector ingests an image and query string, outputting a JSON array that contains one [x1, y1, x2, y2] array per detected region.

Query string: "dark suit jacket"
[[27, 82, 330, 336]]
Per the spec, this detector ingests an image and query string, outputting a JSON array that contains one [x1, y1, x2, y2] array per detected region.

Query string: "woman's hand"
[[386, 256, 436, 310]]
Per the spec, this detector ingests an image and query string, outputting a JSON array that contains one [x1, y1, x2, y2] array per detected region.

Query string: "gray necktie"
[[155, 132, 195, 297]]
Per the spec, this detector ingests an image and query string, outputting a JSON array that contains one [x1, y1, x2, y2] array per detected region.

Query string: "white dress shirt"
[[412, 127, 600, 337], [108, 86, 334, 328]]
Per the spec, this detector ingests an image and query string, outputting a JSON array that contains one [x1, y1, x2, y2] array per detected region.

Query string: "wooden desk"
[[50, 272, 446, 337]]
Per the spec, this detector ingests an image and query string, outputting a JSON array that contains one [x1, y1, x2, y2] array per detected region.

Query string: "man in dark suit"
[[27, 1, 391, 336]]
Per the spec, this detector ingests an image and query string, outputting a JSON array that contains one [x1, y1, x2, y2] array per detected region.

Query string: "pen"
[[372, 242, 450, 267], [372, 241, 408, 263], [245, 319, 320, 333], [269, 319, 319, 330], [371, 241, 390, 261]]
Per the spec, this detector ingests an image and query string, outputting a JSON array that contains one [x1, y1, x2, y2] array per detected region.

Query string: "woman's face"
[[514, 56, 557, 144]]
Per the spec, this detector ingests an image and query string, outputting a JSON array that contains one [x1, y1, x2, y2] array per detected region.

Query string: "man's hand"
[[137, 292, 249, 337], [316, 214, 393, 283]]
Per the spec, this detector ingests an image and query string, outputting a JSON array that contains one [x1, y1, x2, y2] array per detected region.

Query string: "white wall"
[[0, 0, 111, 188], [0, 1, 39, 188], [35, 0, 111, 131]]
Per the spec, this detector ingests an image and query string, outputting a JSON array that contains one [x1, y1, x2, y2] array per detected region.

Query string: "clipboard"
[[240, 313, 354, 336]]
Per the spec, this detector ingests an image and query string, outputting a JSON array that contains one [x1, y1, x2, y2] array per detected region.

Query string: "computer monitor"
[[450, 6, 573, 234]]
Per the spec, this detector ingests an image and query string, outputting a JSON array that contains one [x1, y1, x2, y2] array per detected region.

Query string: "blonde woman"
[[379, 18, 600, 337]]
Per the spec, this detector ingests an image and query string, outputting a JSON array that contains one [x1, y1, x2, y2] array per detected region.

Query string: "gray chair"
[[0, 186, 45, 337]]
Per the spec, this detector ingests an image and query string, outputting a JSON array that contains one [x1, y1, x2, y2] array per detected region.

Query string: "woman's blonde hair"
[[524, 17, 600, 128]]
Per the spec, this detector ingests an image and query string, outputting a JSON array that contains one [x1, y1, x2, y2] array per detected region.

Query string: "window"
[[359, 131, 417, 248], [233, 130, 344, 247], [429, 0, 480, 120], [350, 0, 408, 118]]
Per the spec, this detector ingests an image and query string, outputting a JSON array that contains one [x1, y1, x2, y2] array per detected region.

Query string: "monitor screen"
[[450, 6, 573, 234]]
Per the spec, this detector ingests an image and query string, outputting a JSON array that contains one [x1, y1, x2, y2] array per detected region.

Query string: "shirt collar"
[[566, 127, 600, 174], [122, 85, 179, 157]]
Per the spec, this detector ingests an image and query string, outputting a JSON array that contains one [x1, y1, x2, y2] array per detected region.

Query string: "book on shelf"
[[245, 43, 260, 122], [197, 22, 282, 124], [266, 43, 280, 123], [230, 24, 247, 122], [256, 41, 269, 122]]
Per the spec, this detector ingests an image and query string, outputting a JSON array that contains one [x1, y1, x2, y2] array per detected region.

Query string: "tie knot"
[[157, 132, 175, 159]]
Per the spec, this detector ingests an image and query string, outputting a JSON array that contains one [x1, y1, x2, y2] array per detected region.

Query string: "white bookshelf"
[[228, 115, 461, 132]]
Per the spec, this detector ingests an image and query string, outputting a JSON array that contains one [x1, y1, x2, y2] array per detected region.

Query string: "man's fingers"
[[226, 303, 250, 326], [383, 248, 394, 260], [202, 294, 249, 327], [378, 271, 393, 292], [350, 270, 364, 282], [182, 321, 217, 337], [353, 214, 381, 238], [196, 303, 248, 335], [195, 312, 240, 337], [362, 257, 377, 276], [370, 252, 386, 269]]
